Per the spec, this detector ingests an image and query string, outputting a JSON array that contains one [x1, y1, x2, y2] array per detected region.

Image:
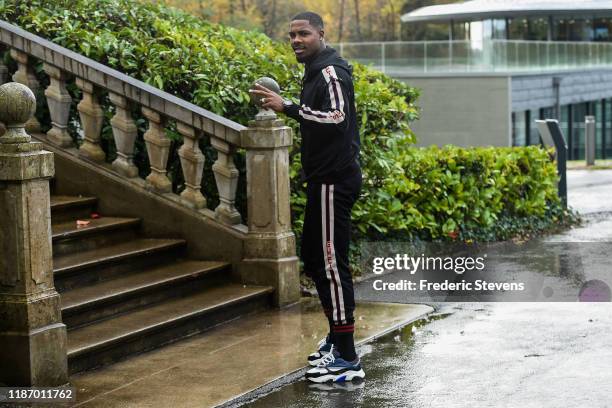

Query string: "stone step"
[[61, 260, 231, 329], [54, 239, 186, 292], [67, 283, 273, 373], [52, 216, 141, 256], [50, 195, 97, 222]]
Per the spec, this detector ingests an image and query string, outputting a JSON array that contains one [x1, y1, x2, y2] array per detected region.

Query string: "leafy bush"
[[360, 145, 562, 240]]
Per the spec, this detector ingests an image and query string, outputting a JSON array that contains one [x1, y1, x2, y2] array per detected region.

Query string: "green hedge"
[[360, 145, 561, 240], [0, 0, 567, 247]]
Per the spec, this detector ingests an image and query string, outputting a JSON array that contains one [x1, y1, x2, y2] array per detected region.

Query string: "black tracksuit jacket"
[[284, 47, 360, 184]]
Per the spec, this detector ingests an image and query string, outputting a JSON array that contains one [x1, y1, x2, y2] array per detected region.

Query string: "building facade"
[[335, 0, 612, 159]]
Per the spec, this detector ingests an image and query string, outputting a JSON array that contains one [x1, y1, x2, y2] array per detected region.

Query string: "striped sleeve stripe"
[[297, 65, 346, 124], [299, 106, 345, 124], [323, 66, 344, 113]]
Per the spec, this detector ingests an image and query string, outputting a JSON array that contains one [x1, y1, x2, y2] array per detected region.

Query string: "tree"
[[151, 0, 460, 42]]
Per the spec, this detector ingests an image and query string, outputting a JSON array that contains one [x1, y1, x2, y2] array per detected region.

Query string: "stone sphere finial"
[[0, 82, 35, 144], [251, 77, 280, 121]]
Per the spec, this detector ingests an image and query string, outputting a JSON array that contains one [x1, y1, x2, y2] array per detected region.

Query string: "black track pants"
[[301, 171, 362, 328]]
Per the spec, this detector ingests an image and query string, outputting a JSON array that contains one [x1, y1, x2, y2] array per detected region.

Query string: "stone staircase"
[[50, 194, 273, 374], [1, 22, 299, 386]]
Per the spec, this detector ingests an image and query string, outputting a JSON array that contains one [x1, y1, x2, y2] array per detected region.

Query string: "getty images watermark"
[[371, 253, 526, 292], [360, 241, 611, 302]]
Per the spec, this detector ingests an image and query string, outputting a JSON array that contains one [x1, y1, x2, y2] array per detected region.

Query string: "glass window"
[[593, 18, 612, 41], [553, 17, 569, 41], [425, 23, 451, 40], [529, 109, 541, 145], [404, 22, 427, 41], [606, 99, 612, 158], [572, 103, 587, 160], [404, 22, 452, 41], [528, 17, 548, 41], [541, 107, 555, 120], [512, 111, 527, 146], [470, 20, 484, 43], [491, 19, 507, 40], [508, 18, 529, 40], [594, 101, 603, 159], [452, 21, 469, 41], [568, 18, 593, 41]]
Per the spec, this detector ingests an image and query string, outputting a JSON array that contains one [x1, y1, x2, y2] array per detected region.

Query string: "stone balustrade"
[[0, 20, 299, 307], [2, 20, 261, 228]]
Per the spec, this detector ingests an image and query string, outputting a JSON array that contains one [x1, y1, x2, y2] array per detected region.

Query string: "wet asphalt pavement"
[[240, 170, 612, 408]]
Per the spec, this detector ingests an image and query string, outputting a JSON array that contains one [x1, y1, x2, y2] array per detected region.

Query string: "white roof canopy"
[[401, 0, 612, 23]]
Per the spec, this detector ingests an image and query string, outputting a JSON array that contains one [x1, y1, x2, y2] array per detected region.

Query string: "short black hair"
[[291, 11, 324, 30]]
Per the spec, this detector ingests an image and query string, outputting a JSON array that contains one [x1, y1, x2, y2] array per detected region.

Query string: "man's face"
[[289, 20, 324, 63]]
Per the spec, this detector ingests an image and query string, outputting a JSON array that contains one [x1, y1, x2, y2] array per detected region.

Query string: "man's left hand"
[[249, 84, 284, 113]]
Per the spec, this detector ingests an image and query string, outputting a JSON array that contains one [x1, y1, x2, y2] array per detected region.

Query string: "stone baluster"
[[0, 48, 5, 136], [0, 46, 7, 84], [76, 78, 105, 162], [0, 82, 68, 386], [43, 63, 73, 147], [9, 49, 41, 133], [142, 107, 172, 193], [177, 122, 206, 209], [109, 92, 138, 178], [211, 138, 241, 224], [238, 77, 299, 307]]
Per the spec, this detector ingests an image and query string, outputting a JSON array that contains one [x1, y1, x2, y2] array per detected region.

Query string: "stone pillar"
[[211, 137, 241, 224], [76, 78, 105, 163], [239, 112, 299, 307], [9, 49, 41, 133], [177, 122, 206, 209], [43, 63, 73, 147], [0, 83, 68, 386], [142, 107, 172, 193]]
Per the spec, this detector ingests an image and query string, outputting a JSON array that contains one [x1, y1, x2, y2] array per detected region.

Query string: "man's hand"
[[249, 83, 285, 113]]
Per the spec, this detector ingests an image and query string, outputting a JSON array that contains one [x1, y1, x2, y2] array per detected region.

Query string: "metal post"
[[585, 115, 596, 166]]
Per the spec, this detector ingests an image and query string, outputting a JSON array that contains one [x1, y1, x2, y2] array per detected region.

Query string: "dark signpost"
[[536, 119, 568, 208]]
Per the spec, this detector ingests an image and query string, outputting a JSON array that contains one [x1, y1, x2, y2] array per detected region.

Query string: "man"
[[250, 11, 364, 383]]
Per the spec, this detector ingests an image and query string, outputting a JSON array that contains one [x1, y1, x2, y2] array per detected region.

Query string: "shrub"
[[387, 145, 561, 239]]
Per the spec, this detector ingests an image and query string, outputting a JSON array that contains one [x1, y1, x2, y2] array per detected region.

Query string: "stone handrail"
[[0, 20, 286, 231]]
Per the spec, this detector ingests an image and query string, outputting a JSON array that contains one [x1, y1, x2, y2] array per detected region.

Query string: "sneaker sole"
[[306, 369, 365, 383]]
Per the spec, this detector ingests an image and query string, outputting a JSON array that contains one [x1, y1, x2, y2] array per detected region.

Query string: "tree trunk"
[[338, 0, 346, 42], [260, 0, 277, 38], [387, 0, 397, 40], [269, 0, 276, 38], [354, 0, 362, 41]]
